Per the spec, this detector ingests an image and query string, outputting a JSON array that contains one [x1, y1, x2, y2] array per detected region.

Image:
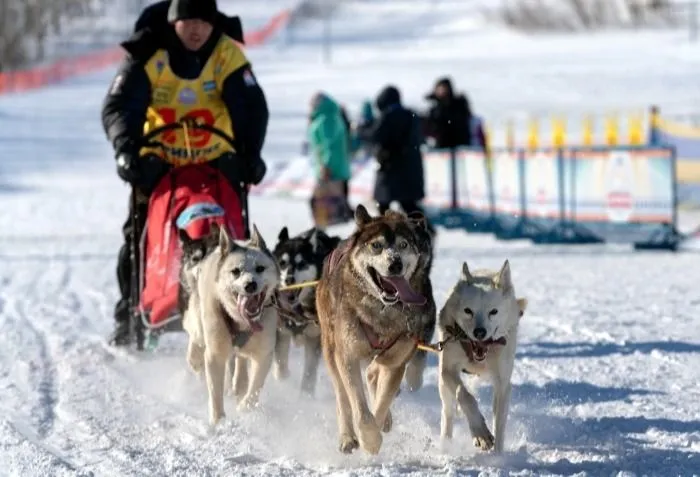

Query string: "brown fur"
[[316, 205, 436, 455]]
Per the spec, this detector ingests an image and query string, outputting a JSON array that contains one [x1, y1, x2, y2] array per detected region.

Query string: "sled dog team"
[[180, 205, 528, 456]]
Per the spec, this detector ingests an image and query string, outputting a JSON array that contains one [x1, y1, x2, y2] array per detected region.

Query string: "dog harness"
[[444, 323, 507, 362], [325, 238, 428, 357], [221, 301, 271, 349], [271, 292, 316, 336], [358, 320, 419, 359]]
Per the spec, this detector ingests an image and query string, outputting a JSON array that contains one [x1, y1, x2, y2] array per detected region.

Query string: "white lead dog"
[[437, 260, 527, 453]]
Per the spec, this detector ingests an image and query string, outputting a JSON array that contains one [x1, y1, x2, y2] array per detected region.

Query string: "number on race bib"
[[155, 107, 216, 147]]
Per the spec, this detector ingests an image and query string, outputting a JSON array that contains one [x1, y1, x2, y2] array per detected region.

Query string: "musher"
[[101, 0, 269, 346]]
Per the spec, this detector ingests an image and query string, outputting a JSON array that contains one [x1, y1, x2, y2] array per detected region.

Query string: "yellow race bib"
[[140, 35, 248, 166]]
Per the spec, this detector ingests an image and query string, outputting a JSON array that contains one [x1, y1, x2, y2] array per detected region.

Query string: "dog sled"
[[129, 122, 250, 350]]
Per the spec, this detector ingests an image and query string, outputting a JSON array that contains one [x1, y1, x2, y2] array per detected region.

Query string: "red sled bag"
[[139, 164, 245, 326]]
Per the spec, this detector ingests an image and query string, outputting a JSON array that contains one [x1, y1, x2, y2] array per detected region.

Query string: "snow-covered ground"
[[1, 1, 699, 475]]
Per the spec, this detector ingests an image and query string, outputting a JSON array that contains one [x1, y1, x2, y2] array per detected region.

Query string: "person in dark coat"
[[370, 85, 434, 234], [423, 76, 474, 149], [101, 0, 269, 347]]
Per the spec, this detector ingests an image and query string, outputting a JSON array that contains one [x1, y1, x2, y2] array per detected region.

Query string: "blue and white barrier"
[[251, 145, 681, 250]]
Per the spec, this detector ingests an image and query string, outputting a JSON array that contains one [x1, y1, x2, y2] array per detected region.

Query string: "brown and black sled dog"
[[316, 205, 436, 455]]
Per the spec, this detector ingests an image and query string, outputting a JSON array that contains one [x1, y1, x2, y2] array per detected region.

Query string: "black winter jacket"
[[424, 94, 472, 149], [371, 86, 425, 204], [101, 13, 268, 169]]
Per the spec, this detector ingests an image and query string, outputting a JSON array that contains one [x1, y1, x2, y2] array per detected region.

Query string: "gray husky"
[[437, 260, 527, 453], [317, 206, 436, 455], [182, 225, 280, 426]]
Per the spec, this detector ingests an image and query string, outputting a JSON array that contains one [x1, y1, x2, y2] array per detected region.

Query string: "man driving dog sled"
[[101, 0, 269, 346]]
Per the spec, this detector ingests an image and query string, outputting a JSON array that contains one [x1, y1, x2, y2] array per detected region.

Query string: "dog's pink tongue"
[[381, 276, 426, 305], [237, 296, 264, 332]]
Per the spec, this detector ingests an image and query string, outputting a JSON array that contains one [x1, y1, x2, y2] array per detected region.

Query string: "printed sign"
[[423, 150, 452, 207]]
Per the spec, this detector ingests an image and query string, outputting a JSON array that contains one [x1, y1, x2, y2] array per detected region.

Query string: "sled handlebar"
[[138, 122, 238, 155]]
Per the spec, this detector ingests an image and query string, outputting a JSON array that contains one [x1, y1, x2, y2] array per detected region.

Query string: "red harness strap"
[[458, 336, 507, 361], [359, 320, 411, 356]]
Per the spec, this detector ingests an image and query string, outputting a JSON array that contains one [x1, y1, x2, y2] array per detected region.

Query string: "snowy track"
[[1, 216, 698, 475]]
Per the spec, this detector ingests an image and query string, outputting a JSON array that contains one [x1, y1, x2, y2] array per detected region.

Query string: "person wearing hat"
[[423, 76, 474, 149], [101, 0, 269, 347]]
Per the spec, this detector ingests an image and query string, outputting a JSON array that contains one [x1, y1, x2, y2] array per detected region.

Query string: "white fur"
[[437, 260, 528, 453], [182, 225, 280, 426]]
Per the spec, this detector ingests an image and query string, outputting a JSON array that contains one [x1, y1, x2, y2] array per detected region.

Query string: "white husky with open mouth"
[[183, 224, 279, 426], [437, 260, 527, 454]]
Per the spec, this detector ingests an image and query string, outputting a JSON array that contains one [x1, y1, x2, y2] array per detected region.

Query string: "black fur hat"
[[168, 0, 218, 23]]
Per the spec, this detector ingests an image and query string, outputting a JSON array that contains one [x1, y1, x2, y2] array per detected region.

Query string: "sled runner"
[[130, 123, 250, 350]]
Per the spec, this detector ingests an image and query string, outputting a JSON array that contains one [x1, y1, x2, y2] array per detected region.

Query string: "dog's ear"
[[249, 224, 270, 252], [218, 225, 231, 253], [354, 204, 372, 227], [206, 222, 220, 243], [407, 211, 427, 230], [461, 261, 474, 283], [278, 226, 289, 243], [517, 298, 528, 318], [495, 259, 513, 293], [178, 228, 193, 246]]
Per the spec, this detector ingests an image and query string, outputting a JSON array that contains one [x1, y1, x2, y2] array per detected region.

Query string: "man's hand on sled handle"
[[244, 156, 267, 186]]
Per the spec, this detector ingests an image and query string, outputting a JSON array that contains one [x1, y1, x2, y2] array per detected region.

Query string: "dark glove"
[[212, 153, 266, 187], [115, 146, 171, 195], [138, 154, 172, 194], [244, 157, 267, 185], [116, 151, 139, 184]]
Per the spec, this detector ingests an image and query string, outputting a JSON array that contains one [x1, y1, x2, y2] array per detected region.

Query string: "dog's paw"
[[274, 365, 290, 381], [208, 411, 225, 429], [236, 397, 259, 412], [358, 420, 383, 455], [338, 434, 359, 454], [404, 362, 424, 392], [187, 359, 204, 375], [186, 346, 204, 374], [381, 410, 393, 433], [470, 424, 495, 451]]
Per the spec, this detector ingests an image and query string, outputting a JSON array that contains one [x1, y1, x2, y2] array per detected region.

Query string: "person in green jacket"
[[307, 92, 353, 217]]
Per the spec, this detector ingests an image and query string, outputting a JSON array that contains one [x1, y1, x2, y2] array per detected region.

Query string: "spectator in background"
[[424, 76, 487, 153], [353, 99, 376, 158], [370, 85, 434, 235], [307, 92, 353, 217]]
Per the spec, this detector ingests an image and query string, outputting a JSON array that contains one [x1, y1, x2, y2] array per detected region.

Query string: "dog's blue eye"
[[464, 308, 473, 315], [232, 268, 241, 277], [489, 309, 498, 316], [398, 240, 408, 249], [255, 265, 265, 273]]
